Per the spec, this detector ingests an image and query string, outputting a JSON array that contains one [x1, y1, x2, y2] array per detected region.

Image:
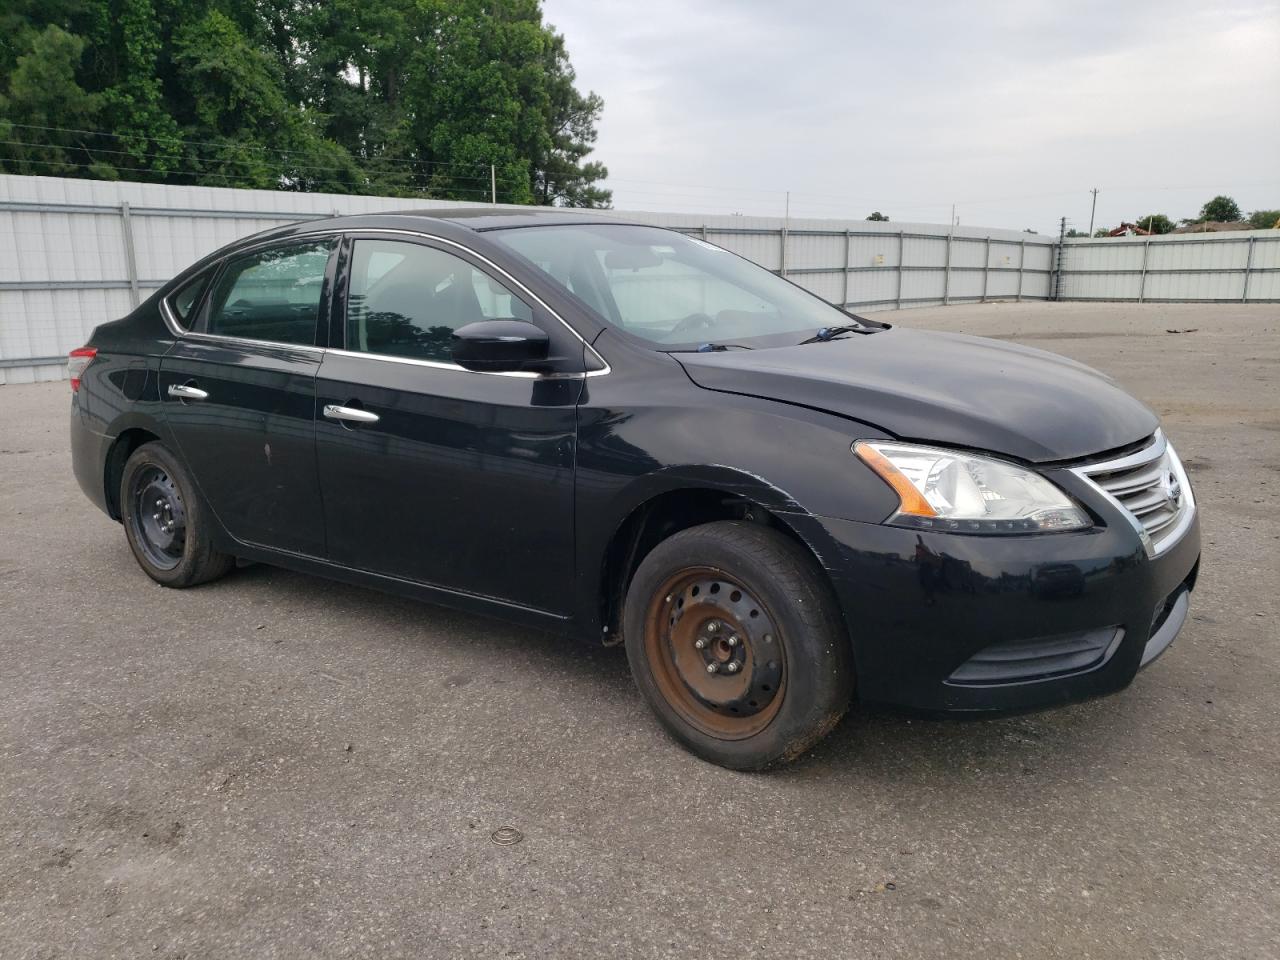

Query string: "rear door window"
[[205, 241, 333, 346], [168, 269, 214, 328]]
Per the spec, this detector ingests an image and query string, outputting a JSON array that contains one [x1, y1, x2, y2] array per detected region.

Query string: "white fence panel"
[[28, 173, 1280, 384], [1058, 231, 1280, 304]]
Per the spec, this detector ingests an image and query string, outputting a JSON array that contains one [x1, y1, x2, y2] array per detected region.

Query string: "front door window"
[[345, 239, 533, 362]]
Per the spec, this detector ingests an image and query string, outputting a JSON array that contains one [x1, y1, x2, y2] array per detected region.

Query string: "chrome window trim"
[[161, 289, 324, 353], [1071, 429, 1197, 559], [160, 226, 611, 380], [178, 325, 326, 354], [160, 296, 189, 338], [326, 347, 549, 379], [160, 269, 217, 337]]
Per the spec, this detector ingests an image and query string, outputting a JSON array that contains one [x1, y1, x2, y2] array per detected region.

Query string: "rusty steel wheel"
[[624, 521, 853, 770], [643, 567, 786, 739]]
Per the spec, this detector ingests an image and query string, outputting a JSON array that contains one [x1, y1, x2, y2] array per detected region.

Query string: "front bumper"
[[785, 503, 1200, 714]]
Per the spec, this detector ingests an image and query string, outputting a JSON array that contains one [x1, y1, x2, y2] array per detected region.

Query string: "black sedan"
[[68, 210, 1200, 769]]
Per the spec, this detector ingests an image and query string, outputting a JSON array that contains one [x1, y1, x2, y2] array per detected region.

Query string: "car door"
[[314, 233, 582, 615], [159, 237, 336, 556]]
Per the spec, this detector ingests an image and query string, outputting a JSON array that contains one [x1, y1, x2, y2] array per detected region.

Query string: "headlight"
[[854, 441, 1091, 534]]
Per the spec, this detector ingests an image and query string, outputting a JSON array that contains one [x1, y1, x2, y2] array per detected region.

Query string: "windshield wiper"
[[797, 324, 868, 345], [663, 342, 752, 353]]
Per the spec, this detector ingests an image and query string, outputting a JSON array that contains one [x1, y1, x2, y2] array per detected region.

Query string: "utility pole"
[[490, 165, 497, 205], [951, 203, 956, 226], [781, 191, 790, 277], [1053, 215, 1067, 301], [1088, 188, 1099, 235]]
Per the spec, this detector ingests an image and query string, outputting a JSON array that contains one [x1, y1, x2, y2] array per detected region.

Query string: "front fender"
[[572, 373, 902, 636], [600, 462, 806, 520]]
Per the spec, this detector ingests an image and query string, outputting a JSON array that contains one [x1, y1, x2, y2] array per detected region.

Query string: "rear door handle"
[[323, 404, 380, 424], [167, 384, 209, 400]]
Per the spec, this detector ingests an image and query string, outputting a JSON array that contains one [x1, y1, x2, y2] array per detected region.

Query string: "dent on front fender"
[[570, 378, 905, 640], [575, 386, 902, 527]]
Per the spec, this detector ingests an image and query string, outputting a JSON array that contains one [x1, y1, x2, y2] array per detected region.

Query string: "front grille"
[[1074, 430, 1194, 555]]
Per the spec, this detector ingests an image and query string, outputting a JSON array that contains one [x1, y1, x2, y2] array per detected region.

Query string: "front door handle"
[[167, 384, 209, 400], [323, 404, 380, 424]]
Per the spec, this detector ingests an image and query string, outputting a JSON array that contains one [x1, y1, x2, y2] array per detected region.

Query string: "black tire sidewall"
[[623, 521, 852, 770], [120, 442, 229, 587]]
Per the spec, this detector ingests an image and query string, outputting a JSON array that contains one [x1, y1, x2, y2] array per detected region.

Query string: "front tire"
[[623, 521, 853, 770], [120, 441, 234, 588]]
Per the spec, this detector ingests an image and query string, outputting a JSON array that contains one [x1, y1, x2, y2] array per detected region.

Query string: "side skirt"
[[228, 539, 576, 637]]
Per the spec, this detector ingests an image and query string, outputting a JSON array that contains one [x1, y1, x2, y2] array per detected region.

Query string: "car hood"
[[675, 327, 1159, 463]]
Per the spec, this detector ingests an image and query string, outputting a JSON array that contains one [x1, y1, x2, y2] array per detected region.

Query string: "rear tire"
[[120, 442, 234, 588], [623, 520, 852, 770]]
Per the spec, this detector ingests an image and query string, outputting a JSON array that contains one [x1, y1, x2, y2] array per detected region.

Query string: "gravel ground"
[[1, 301, 1277, 959]]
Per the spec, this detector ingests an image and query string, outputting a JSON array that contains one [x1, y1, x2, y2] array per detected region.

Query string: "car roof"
[[375, 207, 647, 232], [177, 207, 657, 305], [200, 208, 646, 273]]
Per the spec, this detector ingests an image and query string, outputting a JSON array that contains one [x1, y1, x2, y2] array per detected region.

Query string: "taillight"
[[68, 347, 98, 392]]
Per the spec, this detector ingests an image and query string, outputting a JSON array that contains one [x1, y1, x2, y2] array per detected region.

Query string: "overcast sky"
[[542, 0, 1280, 233]]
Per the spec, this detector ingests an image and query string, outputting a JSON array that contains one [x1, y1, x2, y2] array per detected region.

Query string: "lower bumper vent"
[[947, 627, 1124, 686]]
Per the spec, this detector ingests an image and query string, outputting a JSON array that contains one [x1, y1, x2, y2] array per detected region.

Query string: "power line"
[[600, 175, 1095, 211], [8, 122, 1270, 221], [604, 175, 1279, 217], [0, 121, 522, 178], [0, 152, 506, 200], [0, 137, 525, 188]]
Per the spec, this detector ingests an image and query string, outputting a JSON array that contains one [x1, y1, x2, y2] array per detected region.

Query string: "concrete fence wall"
[[0, 175, 1054, 383]]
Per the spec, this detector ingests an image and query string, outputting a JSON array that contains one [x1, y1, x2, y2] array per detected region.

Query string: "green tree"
[[532, 29, 609, 206], [0, 25, 101, 177], [170, 9, 361, 191], [1248, 209, 1280, 229], [1135, 214, 1174, 234], [99, 0, 183, 175], [1197, 195, 1243, 222], [866, 211, 889, 221], [0, 0, 609, 205]]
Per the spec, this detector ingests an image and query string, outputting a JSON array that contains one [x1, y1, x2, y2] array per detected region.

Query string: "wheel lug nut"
[[705, 662, 718, 674], [694, 638, 707, 650], [707, 621, 719, 633], [726, 662, 740, 674], [727, 636, 739, 647], [153, 513, 160, 521]]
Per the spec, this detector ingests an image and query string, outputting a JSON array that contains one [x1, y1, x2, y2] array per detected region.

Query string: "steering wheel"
[[667, 312, 716, 339]]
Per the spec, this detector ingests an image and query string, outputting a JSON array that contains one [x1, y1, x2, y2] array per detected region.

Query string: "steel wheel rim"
[[129, 465, 187, 571], [643, 566, 786, 740]]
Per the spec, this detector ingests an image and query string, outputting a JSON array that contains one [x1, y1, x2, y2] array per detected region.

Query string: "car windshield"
[[491, 223, 866, 349]]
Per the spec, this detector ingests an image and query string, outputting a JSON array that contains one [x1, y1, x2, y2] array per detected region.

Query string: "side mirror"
[[451, 319, 550, 372]]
